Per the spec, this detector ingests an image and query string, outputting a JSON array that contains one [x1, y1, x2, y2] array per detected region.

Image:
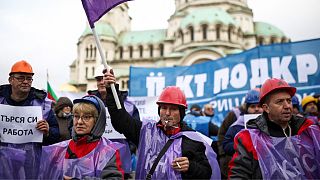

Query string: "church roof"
[[180, 8, 237, 29], [254, 21, 285, 37], [118, 29, 167, 45], [81, 23, 116, 37]]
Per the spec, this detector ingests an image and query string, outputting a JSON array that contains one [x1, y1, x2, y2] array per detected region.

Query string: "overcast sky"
[[0, 0, 319, 92]]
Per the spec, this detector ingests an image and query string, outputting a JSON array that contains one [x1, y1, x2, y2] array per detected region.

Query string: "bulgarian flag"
[[47, 82, 58, 102], [81, 0, 132, 28]]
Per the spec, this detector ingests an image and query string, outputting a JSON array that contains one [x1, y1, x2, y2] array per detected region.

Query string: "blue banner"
[[129, 39, 320, 123]]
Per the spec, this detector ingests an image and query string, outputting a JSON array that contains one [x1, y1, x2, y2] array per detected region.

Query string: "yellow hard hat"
[[301, 96, 318, 109]]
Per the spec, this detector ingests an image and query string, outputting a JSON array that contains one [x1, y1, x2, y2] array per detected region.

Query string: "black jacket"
[[228, 112, 314, 179], [105, 88, 212, 179]]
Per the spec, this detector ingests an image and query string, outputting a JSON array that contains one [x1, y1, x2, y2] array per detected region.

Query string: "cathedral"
[[69, 0, 289, 92]]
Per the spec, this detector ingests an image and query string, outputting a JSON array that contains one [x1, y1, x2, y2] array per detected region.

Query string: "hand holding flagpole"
[[81, 0, 132, 109]]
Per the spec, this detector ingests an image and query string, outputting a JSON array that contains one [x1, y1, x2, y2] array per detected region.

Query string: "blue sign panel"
[[129, 39, 320, 123]]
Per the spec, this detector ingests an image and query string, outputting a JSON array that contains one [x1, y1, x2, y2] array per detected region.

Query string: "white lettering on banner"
[[296, 54, 318, 83], [250, 58, 269, 89], [230, 63, 247, 89], [146, 72, 165, 96], [176, 73, 207, 98], [271, 56, 296, 83], [0, 104, 42, 144], [211, 97, 245, 112], [176, 75, 194, 98], [194, 74, 207, 97], [214, 68, 229, 94]]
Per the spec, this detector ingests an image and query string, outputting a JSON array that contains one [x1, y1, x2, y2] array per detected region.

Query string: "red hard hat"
[[259, 78, 296, 104], [156, 86, 187, 109], [9, 60, 34, 75]]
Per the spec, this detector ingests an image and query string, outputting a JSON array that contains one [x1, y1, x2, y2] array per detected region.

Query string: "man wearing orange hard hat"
[[228, 78, 320, 179], [0, 60, 60, 179], [102, 69, 220, 179]]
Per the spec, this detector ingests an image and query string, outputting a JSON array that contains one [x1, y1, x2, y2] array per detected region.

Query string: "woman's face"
[[73, 113, 95, 135]]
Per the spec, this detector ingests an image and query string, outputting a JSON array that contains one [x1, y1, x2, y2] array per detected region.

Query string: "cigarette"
[[176, 162, 181, 168]]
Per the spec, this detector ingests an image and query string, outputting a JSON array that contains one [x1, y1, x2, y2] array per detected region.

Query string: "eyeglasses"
[[12, 76, 33, 82], [73, 114, 94, 122]]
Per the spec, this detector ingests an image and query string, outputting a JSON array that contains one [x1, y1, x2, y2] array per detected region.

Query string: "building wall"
[[70, 0, 289, 92]]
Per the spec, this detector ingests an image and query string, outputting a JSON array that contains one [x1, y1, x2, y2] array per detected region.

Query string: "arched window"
[[126, 80, 129, 89], [89, 45, 93, 58], [129, 46, 133, 58], [119, 46, 123, 59], [121, 80, 125, 89], [149, 45, 153, 57], [188, 26, 194, 41], [216, 24, 221, 40], [281, 37, 287, 43], [202, 24, 208, 40], [85, 67, 88, 78], [92, 67, 95, 77], [258, 37, 264, 45], [93, 47, 97, 57], [85, 48, 89, 58], [228, 26, 234, 42], [159, 44, 164, 57], [270, 37, 277, 44], [139, 45, 143, 58], [179, 29, 184, 44]]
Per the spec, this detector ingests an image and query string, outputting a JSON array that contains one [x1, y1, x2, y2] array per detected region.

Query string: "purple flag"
[[81, 0, 131, 28]]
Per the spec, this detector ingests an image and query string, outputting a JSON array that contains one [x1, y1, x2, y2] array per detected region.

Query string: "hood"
[[72, 95, 106, 142]]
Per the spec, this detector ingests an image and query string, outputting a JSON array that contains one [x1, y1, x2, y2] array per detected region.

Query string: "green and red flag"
[[47, 81, 58, 102]]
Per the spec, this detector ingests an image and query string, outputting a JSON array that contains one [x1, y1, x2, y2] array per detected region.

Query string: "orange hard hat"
[[9, 60, 34, 75], [259, 78, 296, 104], [156, 86, 187, 109]]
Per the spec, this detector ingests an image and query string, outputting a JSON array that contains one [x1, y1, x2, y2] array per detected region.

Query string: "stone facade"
[[70, 0, 289, 92]]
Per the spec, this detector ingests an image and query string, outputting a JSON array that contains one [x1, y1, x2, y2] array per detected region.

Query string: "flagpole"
[[92, 28, 122, 109]]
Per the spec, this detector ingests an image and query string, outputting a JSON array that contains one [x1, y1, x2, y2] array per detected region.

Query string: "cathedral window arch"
[[258, 37, 264, 45], [139, 45, 143, 58], [129, 46, 133, 58], [149, 44, 153, 57], [159, 44, 164, 57], [119, 46, 123, 59], [93, 47, 97, 58], [85, 48, 89, 58], [188, 26, 194, 41], [178, 29, 184, 44], [201, 24, 208, 40], [85, 67, 88, 78], [270, 36, 277, 44], [92, 67, 95, 77], [216, 24, 221, 40], [228, 25, 235, 42], [121, 80, 125, 89], [89, 44, 93, 58], [281, 37, 287, 43]]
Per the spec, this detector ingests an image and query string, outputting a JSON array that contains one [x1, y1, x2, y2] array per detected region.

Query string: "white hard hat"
[[94, 64, 111, 78]]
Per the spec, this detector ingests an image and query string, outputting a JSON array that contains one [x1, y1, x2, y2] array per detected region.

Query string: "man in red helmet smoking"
[[228, 78, 320, 179], [103, 69, 220, 179]]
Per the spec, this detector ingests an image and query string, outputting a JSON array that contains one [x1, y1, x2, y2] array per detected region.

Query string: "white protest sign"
[[102, 96, 160, 139], [130, 96, 159, 122], [103, 108, 126, 139], [0, 104, 43, 143], [243, 114, 260, 129]]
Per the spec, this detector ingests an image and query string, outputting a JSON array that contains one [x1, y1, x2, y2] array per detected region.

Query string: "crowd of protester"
[[1, 60, 319, 179]]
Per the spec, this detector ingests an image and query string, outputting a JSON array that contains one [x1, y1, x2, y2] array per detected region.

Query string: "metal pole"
[[92, 28, 122, 109]]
